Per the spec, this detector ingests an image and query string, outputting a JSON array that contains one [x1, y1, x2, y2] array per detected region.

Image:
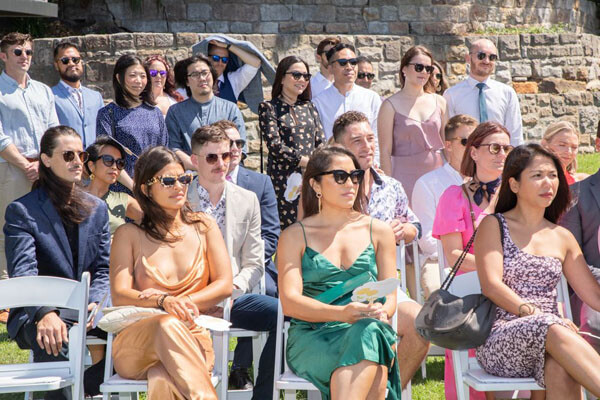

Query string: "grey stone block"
[[368, 21, 389, 34], [187, 3, 212, 20], [260, 4, 292, 21], [206, 21, 229, 32]]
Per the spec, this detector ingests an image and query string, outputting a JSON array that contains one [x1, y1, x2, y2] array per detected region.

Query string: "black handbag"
[[414, 192, 502, 350]]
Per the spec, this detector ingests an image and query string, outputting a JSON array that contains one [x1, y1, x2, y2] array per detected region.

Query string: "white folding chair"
[[450, 271, 587, 400], [272, 289, 410, 400], [0, 272, 90, 400]]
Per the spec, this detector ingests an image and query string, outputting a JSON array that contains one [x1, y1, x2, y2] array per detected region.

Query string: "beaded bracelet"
[[157, 294, 170, 310]]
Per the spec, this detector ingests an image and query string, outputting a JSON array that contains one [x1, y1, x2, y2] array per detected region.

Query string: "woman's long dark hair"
[[113, 54, 155, 108], [35, 126, 93, 224], [301, 146, 365, 219], [433, 60, 449, 95], [272, 55, 311, 101], [461, 121, 511, 178], [399, 45, 436, 93], [495, 144, 571, 223], [143, 54, 184, 102], [134, 146, 204, 243]]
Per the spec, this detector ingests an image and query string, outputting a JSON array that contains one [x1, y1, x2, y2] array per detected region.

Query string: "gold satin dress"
[[112, 224, 218, 400]]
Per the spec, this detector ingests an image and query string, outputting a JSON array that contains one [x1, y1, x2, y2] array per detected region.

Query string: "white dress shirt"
[[444, 76, 524, 146], [227, 164, 240, 184], [411, 162, 464, 260], [310, 71, 333, 99], [312, 83, 382, 163], [217, 63, 259, 100]]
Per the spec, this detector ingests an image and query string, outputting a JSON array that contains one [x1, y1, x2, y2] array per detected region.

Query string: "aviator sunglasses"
[[474, 52, 498, 62], [197, 151, 232, 165], [62, 150, 89, 163], [149, 69, 167, 78], [230, 139, 246, 149], [210, 55, 229, 64], [146, 173, 193, 188], [285, 71, 312, 81], [316, 169, 365, 185], [96, 154, 126, 170], [13, 48, 33, 57], [408, 63, 434, 74], [476, 143, 513, 155], [357, 72, 375, 80], [332, 58, 358, 67], [59, 57, 81, 65]]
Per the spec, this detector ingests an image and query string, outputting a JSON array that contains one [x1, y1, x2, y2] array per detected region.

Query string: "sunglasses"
[[96, 154, 126, 170], [476, 143, 513, 155], [317, 169, 365, 185], [474, 52, 498, 62], [187, 70, 211, 80], [209, 55, 229, 64], [285, 71, 312, 81], [62, 150, 89, 163], [13, 48, 33, 57], [59, 56, 81, 65], [197, 151, 232, 165], [435, 73, 442, 80], [332, 58, 358, 67], [408, 63, 434, 74], [357, 72, 375, 80], [147, 173, 193, 188], [450, 137, 468, 146], [230, 139, 246, 149], [149, 69, 167, 78]]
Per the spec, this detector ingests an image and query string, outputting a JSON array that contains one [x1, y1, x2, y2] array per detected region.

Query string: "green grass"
[[577, 153, 600, 175], [473, 23, 568, 35]]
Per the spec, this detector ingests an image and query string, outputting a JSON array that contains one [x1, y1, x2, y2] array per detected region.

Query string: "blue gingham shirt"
[[367, 168, 422, 238], [0, 72, 59, 161]]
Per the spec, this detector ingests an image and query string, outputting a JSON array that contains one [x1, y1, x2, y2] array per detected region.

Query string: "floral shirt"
[[194, 182, 226, 235], [367, 168, 422, 238]]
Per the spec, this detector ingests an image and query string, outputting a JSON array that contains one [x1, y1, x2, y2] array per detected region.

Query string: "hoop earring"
[[316, 192, 322, 213], [89, 173, 95, 181]]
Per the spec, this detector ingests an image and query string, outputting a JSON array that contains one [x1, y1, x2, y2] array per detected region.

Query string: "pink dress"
[[432, 185, 487, 400]]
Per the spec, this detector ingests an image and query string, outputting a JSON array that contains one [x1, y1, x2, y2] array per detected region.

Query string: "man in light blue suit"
[[51, 42, 104, 148]]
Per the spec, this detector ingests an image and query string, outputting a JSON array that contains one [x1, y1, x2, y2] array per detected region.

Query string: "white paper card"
[[194, 315, 232, 331], [351, 278, 401, 303]]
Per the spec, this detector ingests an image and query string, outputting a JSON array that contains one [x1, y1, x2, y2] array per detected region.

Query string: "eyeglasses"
[[435, 73, 442, 80], [96, 154, 126, 170], [285, 71, 312, 81], [146, 173, 193, 188], [209, 55, 229, 64], [59, 56, 81, 65], [316, 169, 365, 185], [187, 70, 211, 80], [357, 72, 375, 80], [449, 137, 468, 146], [149, 69, 167, 78], [62, 150, 89, 163], [474, 52, 498, 62], [476, 143, 513, 155], [408, 63, 434, 74], [230, 139, 246, 149], [13, 48, 33, 57], [196, 151, 232, 165], [332, 58, 358, 67]]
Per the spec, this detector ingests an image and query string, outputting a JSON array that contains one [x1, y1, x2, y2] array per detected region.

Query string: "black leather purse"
[[414, 193, 502, 350]]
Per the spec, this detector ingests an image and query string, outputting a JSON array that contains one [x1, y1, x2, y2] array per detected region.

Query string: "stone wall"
[[59, 0, 599, 35], [27, 32, 600, 167]]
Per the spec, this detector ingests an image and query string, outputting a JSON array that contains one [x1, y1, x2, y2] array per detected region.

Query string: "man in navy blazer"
[[215, 120, 280, 297], [51, 42, 104, 148]]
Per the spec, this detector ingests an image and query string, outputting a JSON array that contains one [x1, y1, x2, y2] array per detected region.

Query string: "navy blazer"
[[4, 188, 110, 339], [236, 166, 280, 295], [52, 83, 104, 148]]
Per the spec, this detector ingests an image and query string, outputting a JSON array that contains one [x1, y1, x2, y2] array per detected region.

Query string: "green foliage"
[[474, 23, 569, 35], [577, 152, 600, 175]]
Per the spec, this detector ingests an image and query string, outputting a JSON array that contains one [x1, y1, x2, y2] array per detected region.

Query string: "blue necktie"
[[476, 82, 488, 122]]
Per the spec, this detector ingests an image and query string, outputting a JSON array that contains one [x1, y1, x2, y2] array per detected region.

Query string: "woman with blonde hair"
[[541, 121, 588, 184]]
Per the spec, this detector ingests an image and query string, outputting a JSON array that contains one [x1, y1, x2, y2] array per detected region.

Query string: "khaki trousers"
[[0, 162, 32, 280], [421, 259, 442, 300]]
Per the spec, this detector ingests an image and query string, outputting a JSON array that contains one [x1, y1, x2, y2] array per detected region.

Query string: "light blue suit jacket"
[[52, 82, 104, 147]]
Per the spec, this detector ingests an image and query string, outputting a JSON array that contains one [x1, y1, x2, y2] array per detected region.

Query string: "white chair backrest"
[[447, 271, 481, 297]]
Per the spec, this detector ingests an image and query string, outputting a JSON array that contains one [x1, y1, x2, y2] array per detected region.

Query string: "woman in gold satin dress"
[[110, 146, 233, 399]]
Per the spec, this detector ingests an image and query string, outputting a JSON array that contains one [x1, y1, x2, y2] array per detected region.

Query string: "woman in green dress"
[[85, 136, 142, 236], [278, 146, 402, 400]]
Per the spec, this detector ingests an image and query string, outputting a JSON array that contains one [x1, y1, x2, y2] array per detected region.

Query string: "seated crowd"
[[0, 29, 599, 400]]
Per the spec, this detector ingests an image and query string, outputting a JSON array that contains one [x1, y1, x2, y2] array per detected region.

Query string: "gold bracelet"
[[518, 302, 535, 317]]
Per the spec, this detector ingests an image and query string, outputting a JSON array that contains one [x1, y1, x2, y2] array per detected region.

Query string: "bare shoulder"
[[369, 217, 395, 242], [552, 223, 578, 247], [113, 222, 139, 242], [279, 222, 306, 247], [435, 93, 447, 107]]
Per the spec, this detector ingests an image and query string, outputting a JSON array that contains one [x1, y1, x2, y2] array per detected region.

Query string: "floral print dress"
[[258, 97, 325, 230], [476, 214, 570, 387]]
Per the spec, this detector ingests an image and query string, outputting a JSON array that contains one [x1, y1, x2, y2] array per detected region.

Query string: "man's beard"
[[60, 70, 81, 83]]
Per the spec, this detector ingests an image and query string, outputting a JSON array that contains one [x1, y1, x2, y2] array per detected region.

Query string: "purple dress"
[[476, 214, 570, 387]]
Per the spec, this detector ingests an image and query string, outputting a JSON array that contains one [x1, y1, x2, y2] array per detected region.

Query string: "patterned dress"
[[258, 97, 325, 230], [476, 214, 570, 387]]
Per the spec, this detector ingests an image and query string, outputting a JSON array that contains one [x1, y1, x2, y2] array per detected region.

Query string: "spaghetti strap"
[[297, 221, 308, 246], [369, 218, 374, 244]]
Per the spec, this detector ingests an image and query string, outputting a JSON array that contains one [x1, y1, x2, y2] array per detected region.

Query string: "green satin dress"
[[286, 221, 402, 400]]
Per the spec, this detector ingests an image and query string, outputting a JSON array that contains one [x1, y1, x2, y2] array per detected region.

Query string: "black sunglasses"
[[285, 71, 312, 81], [230, 139, 246, 149], [149, 69, 167, 77], [332, 58, 358, 67], [96, 154, 126, 170], [13, 48, 33, 57], [210, 54, 229, 64], [197, 151, 232, 165], [357, 72, 375, 80], [62, 150, 89, 163], [450, 137, 468, 146], [146, 173, 193, 188], [408, 63, 434, 74], [317, 169, 365, 185], [59, 56, 81, 65], [474, 52, 498, 62], [476, 143, 513, 155]]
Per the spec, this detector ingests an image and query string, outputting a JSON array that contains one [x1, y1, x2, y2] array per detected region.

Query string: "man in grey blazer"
[[51, 42, 104, 148], [187, 125, 277, 399], [561, 170, 600, 351]]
